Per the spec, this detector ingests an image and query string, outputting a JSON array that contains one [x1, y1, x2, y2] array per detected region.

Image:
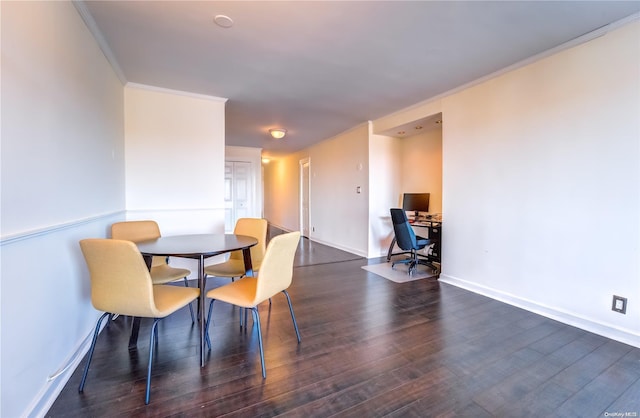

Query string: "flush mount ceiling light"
[[214, 14, 233, 28], [269, 128, 287, 139]]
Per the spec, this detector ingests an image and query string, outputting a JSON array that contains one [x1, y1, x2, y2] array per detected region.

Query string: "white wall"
[[306, 124, 370, 256], [1, 2, 125, 416], [262, 150, 306, 232], [440, 20, 640, 346], [124, 84, 226, 230], [1, 2, 125, 235], [263, 124, 370, 256], [368, 133, 402, 257], [401, 128, 443, 214], [124, 84, 227, 273]]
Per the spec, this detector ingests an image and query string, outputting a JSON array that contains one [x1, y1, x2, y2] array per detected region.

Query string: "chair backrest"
[[390, 208, 418, 251], [79, 239, 162, 317], [252, 231, 301, 305], [111, 220, 163, 267], [111, 220, 161, 242], [229, 218, 268, 269]]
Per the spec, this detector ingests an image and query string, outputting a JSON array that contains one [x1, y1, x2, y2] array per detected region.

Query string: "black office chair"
[[390, 208, 438, 275]]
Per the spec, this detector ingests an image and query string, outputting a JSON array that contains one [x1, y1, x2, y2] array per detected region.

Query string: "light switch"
[[612, 295, 627, 314]]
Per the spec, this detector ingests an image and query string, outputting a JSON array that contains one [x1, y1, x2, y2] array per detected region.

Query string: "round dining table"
[[136, 233, 258, 367]]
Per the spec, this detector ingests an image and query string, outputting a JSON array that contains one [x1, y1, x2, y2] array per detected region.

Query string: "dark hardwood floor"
[[48, 232, 640, 417]]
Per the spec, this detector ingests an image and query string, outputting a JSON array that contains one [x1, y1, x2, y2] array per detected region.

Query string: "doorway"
[[224, 161, 252, 232]]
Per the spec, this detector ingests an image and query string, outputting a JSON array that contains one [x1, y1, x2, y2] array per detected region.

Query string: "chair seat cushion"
[[150, 264, 191, 285], [416, 238, 430, 247], [206, 277, 257, 308], [152, 285, 200, 317], [204, 259, 247, 278]]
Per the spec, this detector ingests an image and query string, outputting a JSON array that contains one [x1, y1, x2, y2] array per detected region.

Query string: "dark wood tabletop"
[[136, 233, 258, 259]]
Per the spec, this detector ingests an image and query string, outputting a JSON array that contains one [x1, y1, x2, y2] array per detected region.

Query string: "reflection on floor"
[[361, 261, 438, 283], [267, 224, 363, 267]]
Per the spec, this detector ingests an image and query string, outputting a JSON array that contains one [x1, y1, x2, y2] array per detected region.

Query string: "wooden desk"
[[136, 234, 258, 367]]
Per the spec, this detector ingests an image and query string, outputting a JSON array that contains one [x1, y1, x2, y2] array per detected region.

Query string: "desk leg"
[[198, 254, 205, 367]]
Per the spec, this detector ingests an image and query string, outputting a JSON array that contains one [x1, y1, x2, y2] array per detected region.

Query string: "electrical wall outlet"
[[612, 295, 627, 314]]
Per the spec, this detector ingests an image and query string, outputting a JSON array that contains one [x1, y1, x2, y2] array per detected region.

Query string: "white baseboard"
[[308, 236, 366, 258], [439, 274, 640, 348], [25, 317, 105, 418], [267, 223, 294, 234], [267, 224, 365, 257]]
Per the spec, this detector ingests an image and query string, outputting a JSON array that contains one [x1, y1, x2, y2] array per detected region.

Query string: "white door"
[[300, 158, 310, 237], [224, 161, 252, 232]]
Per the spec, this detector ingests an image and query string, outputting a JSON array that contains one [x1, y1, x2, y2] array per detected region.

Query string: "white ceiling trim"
[[125, 83, 228, 103], [72, 0, 127, 84]]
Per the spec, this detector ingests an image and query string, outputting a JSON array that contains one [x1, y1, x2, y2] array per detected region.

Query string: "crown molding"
[[126, 83, 228, 103], [72, 1, 127, 84]]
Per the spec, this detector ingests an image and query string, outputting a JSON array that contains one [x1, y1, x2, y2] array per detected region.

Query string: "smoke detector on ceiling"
[[214, 15, 233, 28]]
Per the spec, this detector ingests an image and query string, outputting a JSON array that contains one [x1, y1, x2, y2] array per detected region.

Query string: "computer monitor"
[[402, 193, 430, 220]]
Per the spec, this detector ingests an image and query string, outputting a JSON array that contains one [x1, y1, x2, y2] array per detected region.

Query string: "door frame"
[[299, 158, 310, 237]]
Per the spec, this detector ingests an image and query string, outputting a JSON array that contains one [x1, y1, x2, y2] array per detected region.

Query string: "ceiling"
[[77, 1, 640, 157]]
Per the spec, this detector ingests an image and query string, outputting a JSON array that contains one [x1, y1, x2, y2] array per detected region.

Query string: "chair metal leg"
[[79, 312, 111, 393], [146, 318, 161, 404], [232, 274, 247, 283], [282, 290, 301, 343], [234, 274, 247, 329], [183, 277, 195, 323], [251, 307, 266, 378], [205, 299, 215, 350], [239, 307, 249, 329]]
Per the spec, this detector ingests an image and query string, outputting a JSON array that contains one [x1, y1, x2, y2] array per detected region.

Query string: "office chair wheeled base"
[[391, 253, 439, 276]]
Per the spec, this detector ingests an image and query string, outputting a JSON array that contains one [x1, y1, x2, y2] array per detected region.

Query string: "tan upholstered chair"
[[78, 239, 199, 404], [204, 218, 268, 281], [111, 220, 194, 321], [205, 231, 301, 378]]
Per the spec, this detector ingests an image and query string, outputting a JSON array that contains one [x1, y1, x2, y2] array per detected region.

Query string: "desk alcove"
[[386, 216, 441, 271]]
